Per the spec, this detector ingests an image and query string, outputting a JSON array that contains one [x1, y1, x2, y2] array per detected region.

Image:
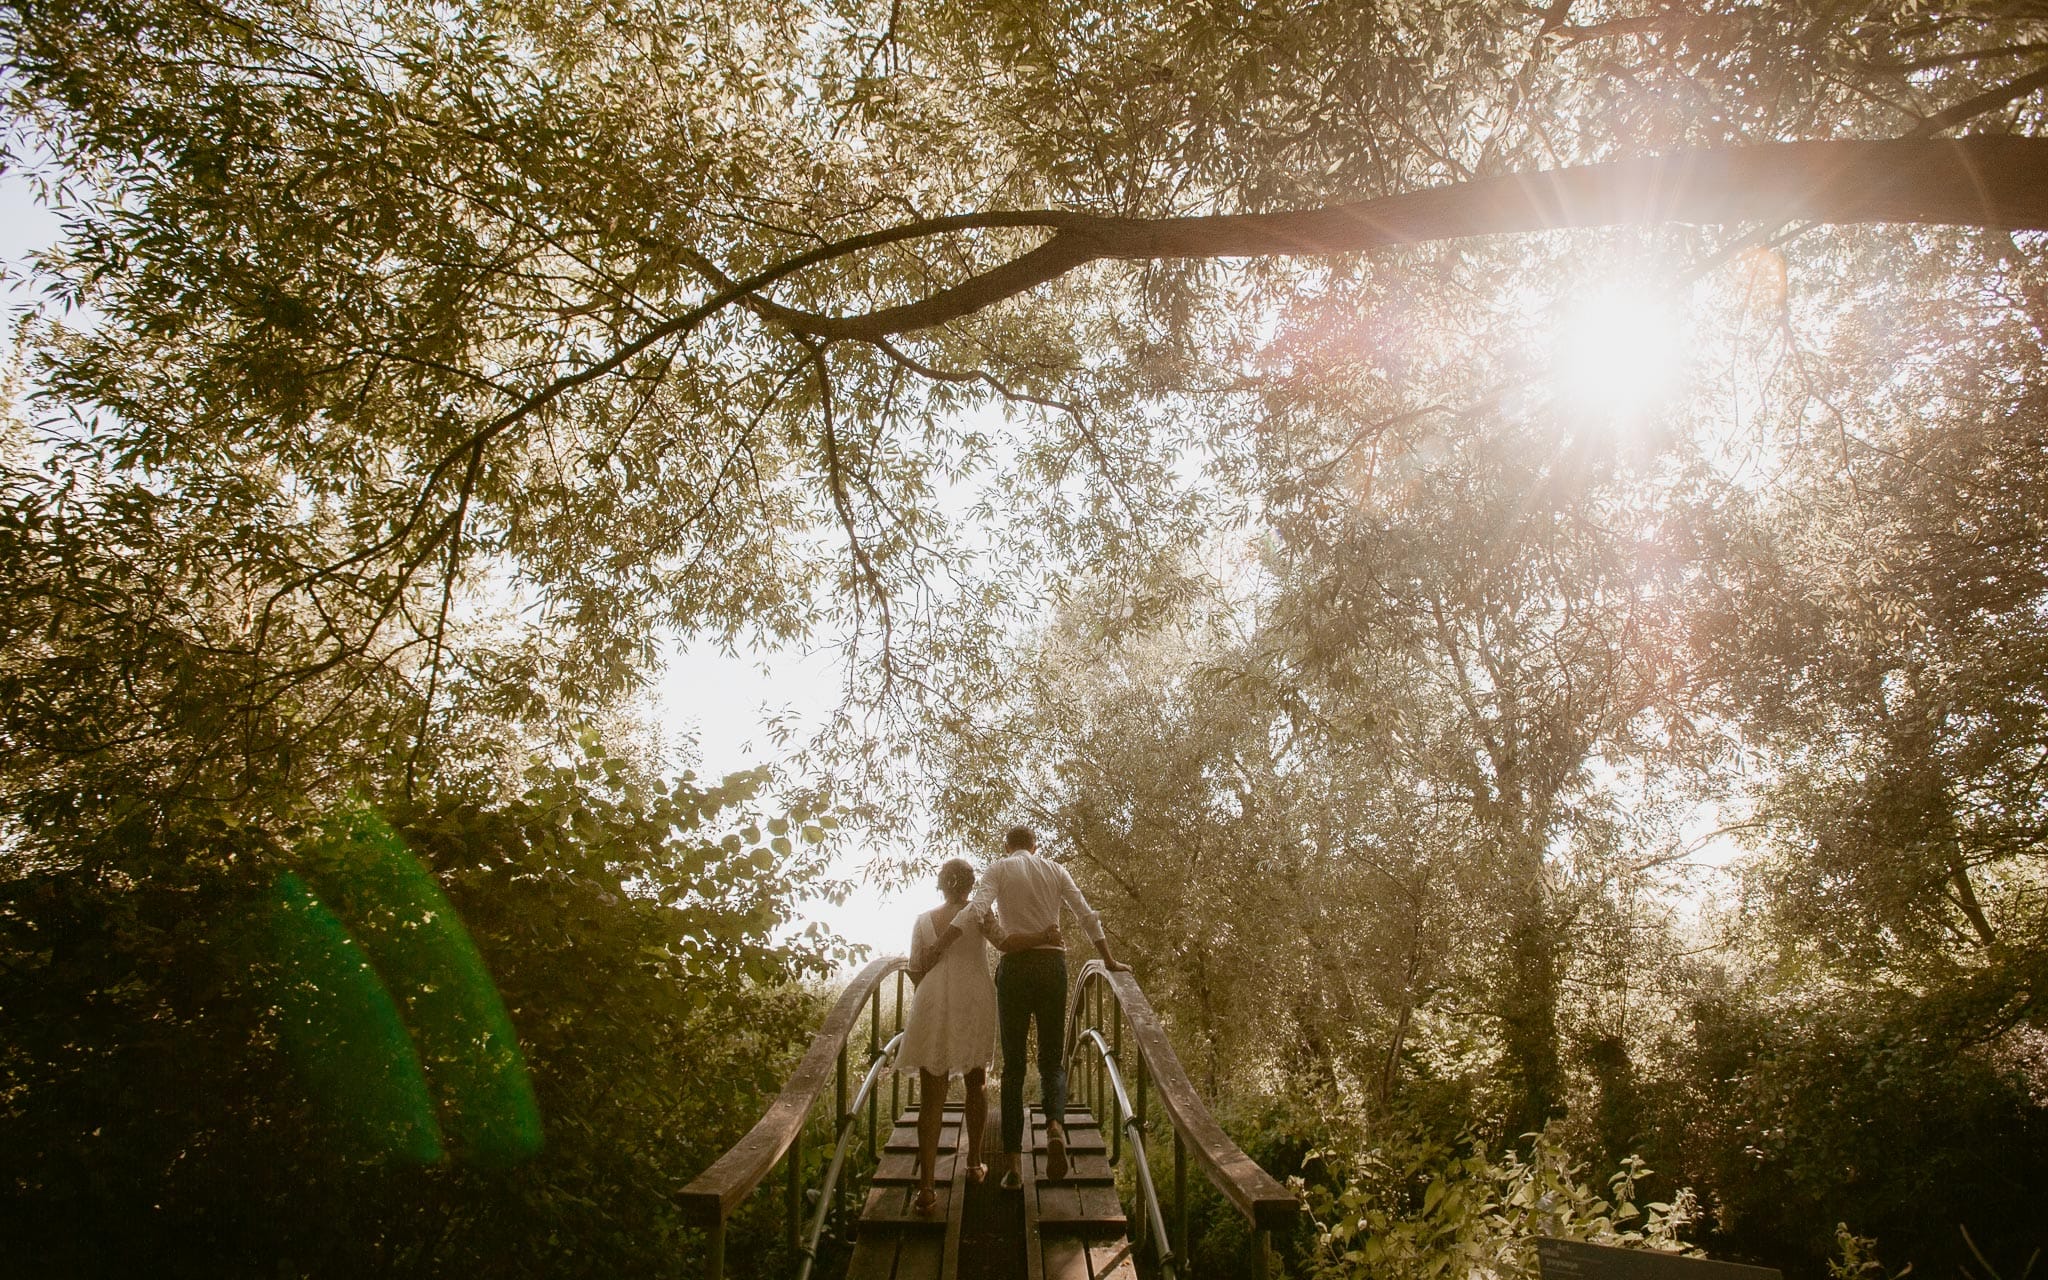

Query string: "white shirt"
[[970, 851, 1107, 952]]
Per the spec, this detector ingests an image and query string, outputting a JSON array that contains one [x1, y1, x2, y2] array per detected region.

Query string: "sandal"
[[913, 1187, 939, 1218], [965, 1162, 988, 1185]]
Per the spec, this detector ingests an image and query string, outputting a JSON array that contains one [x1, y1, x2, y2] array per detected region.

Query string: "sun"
[[1552, 287, 1685, 420]]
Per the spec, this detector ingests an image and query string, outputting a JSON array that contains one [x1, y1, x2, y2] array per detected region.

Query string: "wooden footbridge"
[[678, 958, 1298, 1278]]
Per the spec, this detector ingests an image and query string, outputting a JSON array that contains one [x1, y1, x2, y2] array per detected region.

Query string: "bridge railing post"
[[835, 1044, 849, 1242], [890, 971, 903, 1124], [1081, 976, 1090, 1115], [1097, 974, 1114, 1122], [1082, 976, 1094, 1118], [1110, 1011, 1123, 1166], [1134, 1048, 1148, 1254], [784, 1131, 801, 1256], [1174, 1129, 1188, 1266], [868, 987, 881, 1160]]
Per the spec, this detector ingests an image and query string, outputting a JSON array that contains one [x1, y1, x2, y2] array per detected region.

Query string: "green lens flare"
[[270, 800, 543, 1164], [267, 871, 445, 1163]]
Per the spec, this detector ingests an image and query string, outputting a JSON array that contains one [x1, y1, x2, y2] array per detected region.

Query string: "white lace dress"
[[895, 903, 999, 1078]]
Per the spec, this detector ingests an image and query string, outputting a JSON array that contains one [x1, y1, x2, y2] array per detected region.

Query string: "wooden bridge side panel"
[[887, 1117, 962, 1153], [859, 1094, 1148, 1280], [1030, 1112, 1106, 1152], [1027, 1110, 1123, 1233], [1035, 1183, 1084, 1226], [875, 1150, 924, 1183], [895, 1235, 946, 1280], [678, 955, 906, 1223], [863, 1137, 959, 1226], [939, 1129, 969, 1280], [1032, 1104, 1133, 1277], [1102, 970, 1297, 1232], [847, 1233, 944, 1280], [1030, 1150, 1113, 1184]]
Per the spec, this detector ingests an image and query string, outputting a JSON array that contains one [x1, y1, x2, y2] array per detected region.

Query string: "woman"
[[897, 858, 1056, 1215]]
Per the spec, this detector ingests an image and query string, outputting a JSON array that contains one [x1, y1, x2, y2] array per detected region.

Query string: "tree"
[[6, 0, 2047, 766], [8, 2, 2048, 1274], [0, 722, 850, 1277], [1273, 422, 1694, 1137], [928, 568, 1488, 1109], [1681, 225, 2048, 986]]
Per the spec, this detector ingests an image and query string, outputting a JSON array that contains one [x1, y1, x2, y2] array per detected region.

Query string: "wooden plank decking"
[[847, 1102, 1135, 1280], [1028, 1107, 1135, 1280]]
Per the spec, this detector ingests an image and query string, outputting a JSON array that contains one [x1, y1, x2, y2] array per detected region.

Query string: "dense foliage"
[[5, 0, 2048, 1276], [0, 706, 849, 1275]]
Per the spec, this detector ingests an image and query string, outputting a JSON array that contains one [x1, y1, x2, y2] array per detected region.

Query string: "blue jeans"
[[997, 949, 1068, 1154]]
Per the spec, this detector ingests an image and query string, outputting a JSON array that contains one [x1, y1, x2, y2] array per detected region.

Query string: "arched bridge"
[[678, 958, 1299, 1278]]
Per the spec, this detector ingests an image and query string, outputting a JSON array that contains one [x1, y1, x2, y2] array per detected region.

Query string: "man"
[[964, 825, 1129, 1190]]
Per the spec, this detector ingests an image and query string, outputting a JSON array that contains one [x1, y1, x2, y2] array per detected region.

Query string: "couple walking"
[[895, 826, 1129, 1216]]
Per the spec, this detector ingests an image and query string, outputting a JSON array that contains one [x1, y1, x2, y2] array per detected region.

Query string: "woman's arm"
[[995, 923, 1062, 953]]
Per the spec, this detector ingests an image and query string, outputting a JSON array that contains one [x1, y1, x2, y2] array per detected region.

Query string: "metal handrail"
[[683, 954, 1299, 1277], [795, 1031, 904, 1280], [1070, 1026, 1179, 1279], [1063, 960, 1299, 1276]]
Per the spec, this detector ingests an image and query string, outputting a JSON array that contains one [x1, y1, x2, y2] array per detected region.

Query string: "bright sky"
[[655, 640, 926, 966], [0, 172, 57, 278]]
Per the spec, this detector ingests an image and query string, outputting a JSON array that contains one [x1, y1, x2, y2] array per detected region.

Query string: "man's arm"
[[969, 862, 998, 914], [1054, 862, 1130, 972], [909, 922, 959, 979], [927, 858, 1007, 951]]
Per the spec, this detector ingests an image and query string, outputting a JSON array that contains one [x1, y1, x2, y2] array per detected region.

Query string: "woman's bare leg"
[[964, 1067, 988, 1174], [918, 1070, 950, 1200]]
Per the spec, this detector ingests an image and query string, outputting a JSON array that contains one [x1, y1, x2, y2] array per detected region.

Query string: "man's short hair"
[[1003, 825, 1038, 852]]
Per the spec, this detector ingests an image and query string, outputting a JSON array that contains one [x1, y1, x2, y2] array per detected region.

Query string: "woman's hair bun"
[[938, 857, 975, 895]]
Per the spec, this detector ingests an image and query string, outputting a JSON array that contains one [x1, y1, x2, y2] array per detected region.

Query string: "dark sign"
[[1537, 1238, 1783, 1280]]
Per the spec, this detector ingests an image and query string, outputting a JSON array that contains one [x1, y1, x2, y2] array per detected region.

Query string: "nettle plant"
[[1302, 1128, 1698, 1280]]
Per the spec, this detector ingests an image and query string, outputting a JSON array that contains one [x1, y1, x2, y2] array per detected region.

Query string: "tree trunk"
[[1587, 1034, 1642, 1172], [1379, 998, 1414, 1109], [1499, 841, 1564, 1142], [1936, 795, 2000, 950], [1379, 931, 1427, 1108]]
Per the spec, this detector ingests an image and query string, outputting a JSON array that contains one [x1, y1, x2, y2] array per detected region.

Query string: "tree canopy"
[[4, 0, 2048, 1276], [8, 0, 2048, 746]]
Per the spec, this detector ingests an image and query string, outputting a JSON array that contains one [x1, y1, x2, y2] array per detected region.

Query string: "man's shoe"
[[1000, 1168, 1022, 1191], [1046, 1126, 1069, 1182]]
